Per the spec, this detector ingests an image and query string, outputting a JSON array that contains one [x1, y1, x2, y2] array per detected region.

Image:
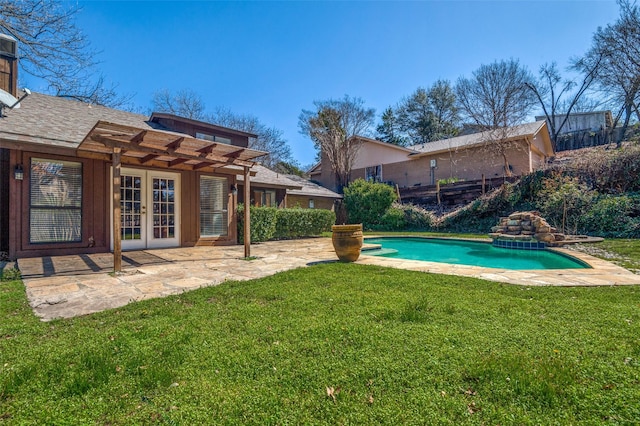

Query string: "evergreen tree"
[[376, 107, 409, 146]]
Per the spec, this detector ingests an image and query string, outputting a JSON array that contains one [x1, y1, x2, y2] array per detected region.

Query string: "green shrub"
[[343, 179, 397, 229], [438, 183, 518, 233], [394, 203, 434, 230], [237, 205, 277, 243], [579, 195, 640, 237], [274, 208, 335, 239], [372, 207, 406, 231], [535, 174, 595, 234]]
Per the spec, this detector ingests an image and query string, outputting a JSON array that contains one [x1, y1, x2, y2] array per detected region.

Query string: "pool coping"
[[359, 236, 640, 287]]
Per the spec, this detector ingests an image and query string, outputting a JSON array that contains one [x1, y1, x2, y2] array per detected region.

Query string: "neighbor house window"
[[309, 199, 315, 209], [200, 176, 228, 237], [365, 165, 382, 182], [253, 190, 276, 207], [29, 158, 82, 243], [195, 132, 232, 145]]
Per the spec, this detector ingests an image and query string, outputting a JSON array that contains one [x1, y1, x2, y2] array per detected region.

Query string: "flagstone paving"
[[16, 238, 640, 321]]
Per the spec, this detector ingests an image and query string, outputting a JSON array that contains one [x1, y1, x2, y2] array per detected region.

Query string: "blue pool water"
[[364, 237, 589, 270]]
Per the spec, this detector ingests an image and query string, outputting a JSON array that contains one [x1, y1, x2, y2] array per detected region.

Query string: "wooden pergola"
[[77, 121, 268, 271]]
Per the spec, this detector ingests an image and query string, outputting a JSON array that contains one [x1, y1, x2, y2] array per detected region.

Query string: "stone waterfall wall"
[[489, 211, 565, 244]]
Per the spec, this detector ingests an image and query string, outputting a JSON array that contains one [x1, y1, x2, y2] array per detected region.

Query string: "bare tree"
[[456, 59, 537, 175], [152, 88, 206, 120], [0, 0, 130, 108], [525, 61, 600, 151], [576, 0, 640, 145], [150, 89, 295, 169], [209, 106, 294, 170], [299, 95, 375, 192]]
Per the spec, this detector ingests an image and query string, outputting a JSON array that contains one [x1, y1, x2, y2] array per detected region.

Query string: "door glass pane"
[[120, 174, 142, 241], [152, 177, 176, 240]]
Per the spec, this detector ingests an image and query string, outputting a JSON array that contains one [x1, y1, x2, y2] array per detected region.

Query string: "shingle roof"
[[236, 164, 303, 190], [407, 121, 547, 156], [0, 91, 160, 149], [284, 174, 342, 199]]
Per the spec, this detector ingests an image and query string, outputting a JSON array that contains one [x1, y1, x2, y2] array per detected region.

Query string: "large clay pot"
[[332, 224, 364, 262]]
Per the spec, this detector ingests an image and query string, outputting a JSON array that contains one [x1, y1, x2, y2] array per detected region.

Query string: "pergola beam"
[[112, 147, 122, 272], [140, 153, 158, 164], [244, 166, 251, 258], [92, 134, 254, 168]]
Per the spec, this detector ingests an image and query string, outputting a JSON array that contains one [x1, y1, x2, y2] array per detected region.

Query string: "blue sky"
[[24, 1, 620, 166]]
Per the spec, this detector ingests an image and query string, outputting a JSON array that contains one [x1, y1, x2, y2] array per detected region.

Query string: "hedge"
[[237, 205, 277, 243], [273, 208, 335, 239], [237, 205, 335, 243]]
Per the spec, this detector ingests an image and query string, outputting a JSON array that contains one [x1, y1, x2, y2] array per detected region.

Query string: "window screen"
[[29, 158, 82, 243], [200, 176, 228, 237]]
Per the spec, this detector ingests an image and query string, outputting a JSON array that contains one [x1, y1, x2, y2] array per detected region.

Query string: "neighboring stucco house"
[[310, 121, 554, 192], [237, 165, 341, 210]]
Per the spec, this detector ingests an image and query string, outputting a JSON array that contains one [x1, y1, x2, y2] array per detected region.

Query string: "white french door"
[[111, 168, 180, 250]]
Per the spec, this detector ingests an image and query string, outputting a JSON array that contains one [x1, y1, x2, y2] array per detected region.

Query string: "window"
[[29, 158, 82, 243], [309, 199, 315, 209], [200, 176, 228, 237], [253, 190, 276, 207], [195, 132, 232, 145], [365, 165, 382, 183]]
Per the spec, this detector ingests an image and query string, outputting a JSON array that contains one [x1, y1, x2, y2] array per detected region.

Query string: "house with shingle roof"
[[0, 40, 271, 264], [310, 121, 554, 192], [0, 90, 270, 262], [236, 164, 341, 210]]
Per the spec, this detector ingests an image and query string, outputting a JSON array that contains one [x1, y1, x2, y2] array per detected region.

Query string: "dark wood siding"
[[181, 171, 198, 246], [0, 148, 9, 253], [8, 151, 240, 259], [152, 117, 249, 148], [11, 151, 110, 259]]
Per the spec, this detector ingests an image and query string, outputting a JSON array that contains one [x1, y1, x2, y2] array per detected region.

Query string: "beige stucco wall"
[[352, 141, 534, 187], [315, 135, 550, 191], [353, 141, 411, 169]]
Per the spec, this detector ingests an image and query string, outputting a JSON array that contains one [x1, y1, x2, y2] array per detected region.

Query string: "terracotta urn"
[[331, 224, 364, 262]]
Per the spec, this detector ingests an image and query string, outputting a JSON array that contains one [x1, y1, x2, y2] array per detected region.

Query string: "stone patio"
[[16, 238, 640, 321]]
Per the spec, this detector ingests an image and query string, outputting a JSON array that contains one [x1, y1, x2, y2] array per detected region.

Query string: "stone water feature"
[[489, 211, 566, 249]]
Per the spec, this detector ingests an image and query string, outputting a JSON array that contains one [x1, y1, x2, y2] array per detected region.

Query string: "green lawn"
[[571, 239, 640, 274], [2, 263, 640, 424]]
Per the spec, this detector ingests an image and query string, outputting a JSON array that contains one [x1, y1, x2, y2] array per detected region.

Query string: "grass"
[[571, 239, 640, 274], [1, 263, 640, 424]]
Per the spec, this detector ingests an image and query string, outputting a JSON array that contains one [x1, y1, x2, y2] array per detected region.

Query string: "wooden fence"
[[399, 175, 518, 206]]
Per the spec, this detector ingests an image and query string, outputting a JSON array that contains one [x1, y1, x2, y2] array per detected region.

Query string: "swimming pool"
[[364, 237, 589, 270]]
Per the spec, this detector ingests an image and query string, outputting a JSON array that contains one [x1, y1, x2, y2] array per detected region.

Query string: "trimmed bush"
[[343, 179, 397, 229], [274, 208, 335, 239], [237, 205, 277, 244]]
